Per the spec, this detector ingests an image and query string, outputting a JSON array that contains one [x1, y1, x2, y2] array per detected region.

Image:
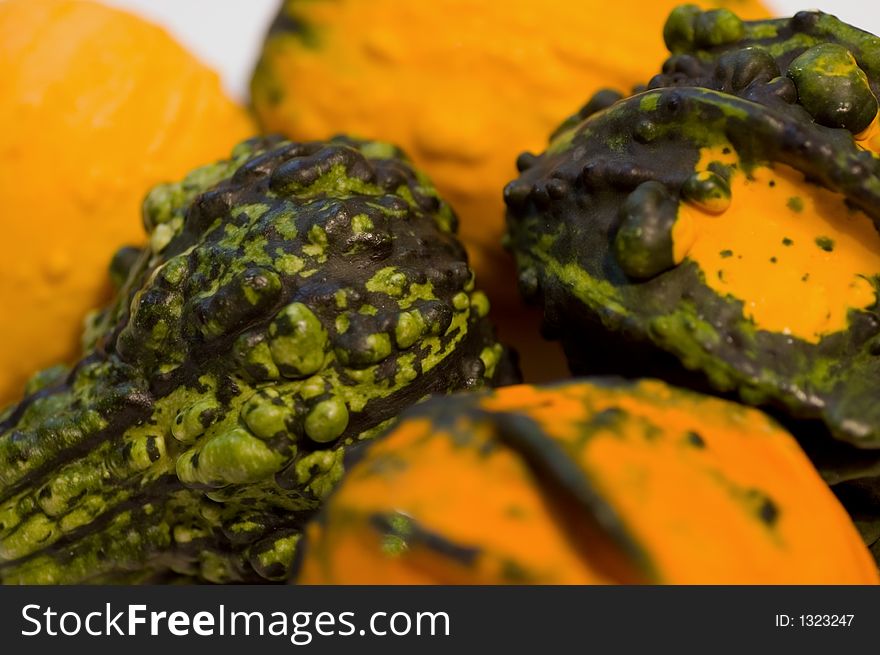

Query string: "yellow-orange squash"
[[0, 0, 254, 406], [297, 379, 878, 584], [251, 0, 768, 305]]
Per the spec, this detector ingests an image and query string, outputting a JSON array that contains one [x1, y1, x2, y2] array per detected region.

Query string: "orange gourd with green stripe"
[[296, 379, 878, 584]]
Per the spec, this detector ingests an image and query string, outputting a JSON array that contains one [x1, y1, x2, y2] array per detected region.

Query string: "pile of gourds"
[[2, 0, 880, 585]]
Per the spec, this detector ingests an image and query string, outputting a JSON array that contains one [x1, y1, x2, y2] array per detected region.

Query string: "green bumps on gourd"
[[663, 5, 744, 53], [0, 135, 516, 584], [268, 303, 328, 378], [612, 181, 680, 279], [787, 43, 878, 133]]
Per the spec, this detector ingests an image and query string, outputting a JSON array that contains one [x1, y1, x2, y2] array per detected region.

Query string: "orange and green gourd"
[[504, 9, 880, 543], [250, 0, 769, 306], [297, 379, 878, 584], [0, 0, 255, 408]]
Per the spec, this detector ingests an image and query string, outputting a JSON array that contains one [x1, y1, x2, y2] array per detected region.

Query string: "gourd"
[[0, 135, 515, 584], [296, 379, 878, 584], [504, 9, 880, 553], [0, 0, 254, 407]]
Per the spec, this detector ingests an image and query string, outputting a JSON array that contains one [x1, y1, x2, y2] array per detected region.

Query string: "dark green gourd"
[[0, 135, 516, 583]]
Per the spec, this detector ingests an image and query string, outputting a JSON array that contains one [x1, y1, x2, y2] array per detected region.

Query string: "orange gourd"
[[297, 379, 878, 584], [0, 0, 254, 407]]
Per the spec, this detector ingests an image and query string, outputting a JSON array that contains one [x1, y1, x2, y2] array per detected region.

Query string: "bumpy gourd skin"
[[506, 12, 880, 448], [0, 136, 515, 584], [297, 379, 877, 585]]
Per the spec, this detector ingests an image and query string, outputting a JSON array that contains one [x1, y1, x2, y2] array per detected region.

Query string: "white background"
[[95, 0, 880, 101]]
